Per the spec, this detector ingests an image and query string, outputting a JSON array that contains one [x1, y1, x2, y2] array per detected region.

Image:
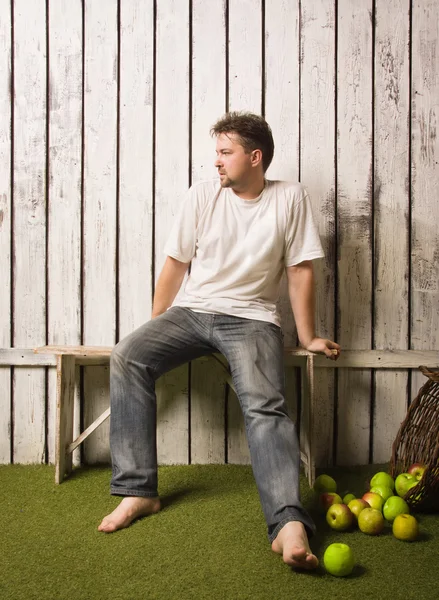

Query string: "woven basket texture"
[[390, 366, 439, 511]]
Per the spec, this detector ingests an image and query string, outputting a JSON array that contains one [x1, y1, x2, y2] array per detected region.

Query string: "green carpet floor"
[[2, 463, 439, 600]]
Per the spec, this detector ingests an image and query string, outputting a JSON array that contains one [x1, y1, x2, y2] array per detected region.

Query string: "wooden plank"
[[55, 355, 75, 483], [82, 0, 118, 464], [300, 0, 336, 468], [0, 0, 12, 462], [83, 363, 110, 463], [12, 0, 47, 463], [301, 354, 315, 484], [336, 0, 373, 466], [373, 0, 410, 462], [1, 349, 56, 366], [34, 345, 113, 355], [264, 0, 300, 187], [226, 0, 263, 464], [118, 0, 154, 337], [3, 347, 437, 368], [411, 1, 439, 403], [265, 0, 301, 440], [191, 0, 226, 181], [155, 0, 190, 464], [190, 0, 226, 463], [47, 0, 83, 466], [191, 357, 226, 464], [228, 0, 262, 114], [4, 347, 437, 369], [68, 407, 111, 453], [312, 350, 439, 369]]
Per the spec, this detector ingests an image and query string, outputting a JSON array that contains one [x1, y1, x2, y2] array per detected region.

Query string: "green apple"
[[348, 498, 370, 520], [342, 493, 356, 505], [407, 462, 426, 481], [319, 492, 342, 513], [395, 473, 418, 497], [383, 496, 410, 522], [393, 514, 419, 541], [370, 484, 394, 502], [326, 503, 354, 531], [370, 471, 395, 491], [323, 543, 355, 577], [313, 474, 337, 494], [362, 491, 385, 512], [358, 508, 385, 535]]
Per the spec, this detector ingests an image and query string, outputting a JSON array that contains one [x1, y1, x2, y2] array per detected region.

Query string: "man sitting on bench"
[[98, 111, 340, 571]]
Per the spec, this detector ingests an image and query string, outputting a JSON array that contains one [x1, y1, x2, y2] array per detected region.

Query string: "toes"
[[305, 553, 319, 568], [98, 518, 117, 533], [287, 549, 319, 570], [290, 547, 307, 560], [289, 555, 319, 570]]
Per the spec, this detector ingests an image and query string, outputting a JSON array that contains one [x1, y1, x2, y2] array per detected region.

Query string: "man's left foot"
[[271, 521, 318, 570]]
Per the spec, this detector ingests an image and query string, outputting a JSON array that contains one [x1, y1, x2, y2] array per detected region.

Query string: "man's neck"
[[232, 176, 266, 200]]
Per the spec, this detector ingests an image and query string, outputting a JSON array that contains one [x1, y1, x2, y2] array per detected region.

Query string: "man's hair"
[[210, 111, 275, 172]]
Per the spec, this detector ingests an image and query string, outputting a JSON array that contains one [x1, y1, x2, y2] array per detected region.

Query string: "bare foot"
[[98, 496, 161, 533], [271, 521, 319, 570]]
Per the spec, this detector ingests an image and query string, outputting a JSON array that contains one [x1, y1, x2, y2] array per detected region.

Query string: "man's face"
[[214, 132, 254, 189]]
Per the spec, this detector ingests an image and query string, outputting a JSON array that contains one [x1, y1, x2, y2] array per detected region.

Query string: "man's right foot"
[[98, 496, 161, 533], [271, 521, 319, 570]]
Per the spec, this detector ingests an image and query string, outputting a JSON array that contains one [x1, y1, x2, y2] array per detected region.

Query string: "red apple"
[[326, 503, 354, 531], [407, 463, 426, 481], [319, 492, 342, 513], [348, 498, 370, 520], [362, 491, 384, 512]]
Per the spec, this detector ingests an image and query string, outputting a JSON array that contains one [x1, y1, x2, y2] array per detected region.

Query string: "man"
[[99, 111, 340, 570]]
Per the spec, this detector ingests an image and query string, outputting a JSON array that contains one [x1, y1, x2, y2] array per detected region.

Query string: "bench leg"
[[55, 355, 76, 484], [300, 355, 316, 488]]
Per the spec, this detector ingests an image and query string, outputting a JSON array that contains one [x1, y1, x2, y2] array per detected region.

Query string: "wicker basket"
[[389, 366, 439, 512]]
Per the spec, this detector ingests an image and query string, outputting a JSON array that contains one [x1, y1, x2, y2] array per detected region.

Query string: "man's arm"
[[286, 260, 341, 360], [151, 256, 191, 318]]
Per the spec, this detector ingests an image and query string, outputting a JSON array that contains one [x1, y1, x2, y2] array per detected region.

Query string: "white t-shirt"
[[163, 179, 324, 326]]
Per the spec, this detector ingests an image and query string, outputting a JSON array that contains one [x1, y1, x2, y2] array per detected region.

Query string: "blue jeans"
[[109, 307, 316, 542]]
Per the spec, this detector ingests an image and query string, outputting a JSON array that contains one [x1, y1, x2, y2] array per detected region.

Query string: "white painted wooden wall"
[[0, 0, 438, 468]]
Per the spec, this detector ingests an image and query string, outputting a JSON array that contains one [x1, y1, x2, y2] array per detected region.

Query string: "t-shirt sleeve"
[[163, 186, 198, 263], [284, 192, 325, 266]]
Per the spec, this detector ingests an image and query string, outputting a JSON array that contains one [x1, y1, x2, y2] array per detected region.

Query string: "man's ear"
[[251, 149, 263, 168]]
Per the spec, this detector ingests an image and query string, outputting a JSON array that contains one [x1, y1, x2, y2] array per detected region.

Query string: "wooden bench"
[[32, 345, 438, 487], [34, 346, 113, 485], [33, 345, 318, 486]]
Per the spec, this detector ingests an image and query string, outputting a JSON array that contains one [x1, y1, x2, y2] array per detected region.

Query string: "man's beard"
[[219, 174, 233, 188]]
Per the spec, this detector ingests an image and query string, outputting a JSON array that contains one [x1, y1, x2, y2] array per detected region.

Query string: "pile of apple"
[[317, 463, 426, 577]]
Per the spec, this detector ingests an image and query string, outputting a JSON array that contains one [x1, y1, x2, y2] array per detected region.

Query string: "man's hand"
[[304, 337, 341, 360]]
